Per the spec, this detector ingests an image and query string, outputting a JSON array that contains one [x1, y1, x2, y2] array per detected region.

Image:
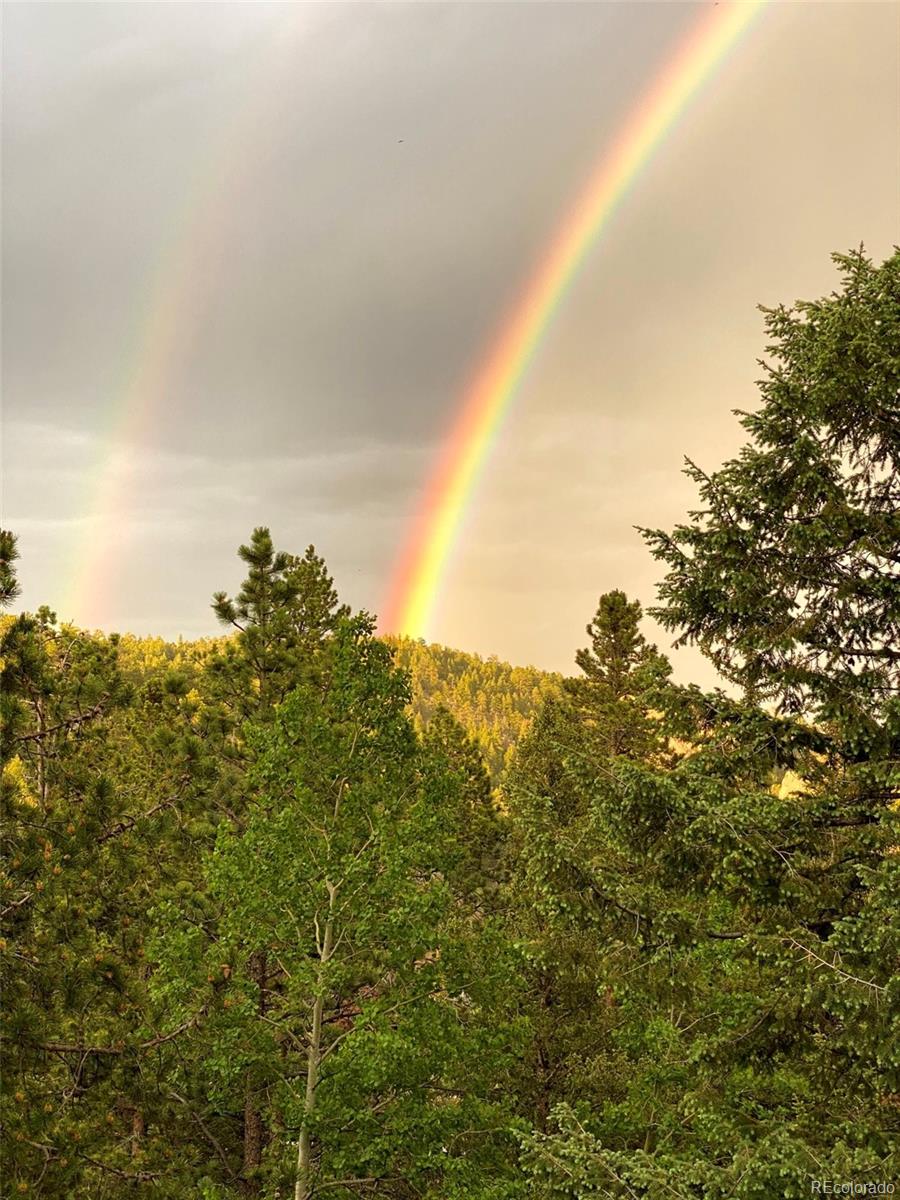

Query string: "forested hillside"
[[386, 637, 561, 777], [97, 633, 558, 782], [2, 250, 898, 1198]]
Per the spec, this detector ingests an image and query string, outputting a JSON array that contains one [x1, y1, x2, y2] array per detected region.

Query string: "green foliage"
[[643, 247, 900, 731], [209, 527, 350, 716], [510, 651, 899, 1193], [510, 252, 900, 1196], [566, 589, 673, 759], [0, 607, 181, 1197], [153, 615, 524, 1198], [503, 593, 678, 1142], [3, 247, 897, 1198], [0, 529, 20, 608], [420, 706, 507, 904]]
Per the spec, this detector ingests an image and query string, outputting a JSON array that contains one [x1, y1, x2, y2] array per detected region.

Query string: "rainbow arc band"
[[64, 15, 309, 626], [381, 0, 765, 640]]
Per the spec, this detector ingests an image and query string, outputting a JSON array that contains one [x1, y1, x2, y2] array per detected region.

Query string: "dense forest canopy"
[[2, 249, 898, 1198]]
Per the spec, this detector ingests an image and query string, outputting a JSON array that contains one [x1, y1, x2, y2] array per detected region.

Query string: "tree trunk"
[[242, 949, 268, 1191], [131, 1108, 145, 1157], [36, 698, 47, 806], [534, 1041, 552, 1134], [533, 970, 557, 1134], [243, 1088, 264, 1183], [295, 882, 337, 1200]]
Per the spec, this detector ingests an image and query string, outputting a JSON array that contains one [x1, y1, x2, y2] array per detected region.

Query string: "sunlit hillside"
[[385, 636, 562, 777], [114, 629, 563, 780]]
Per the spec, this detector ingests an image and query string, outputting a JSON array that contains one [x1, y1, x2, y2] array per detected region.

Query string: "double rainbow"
[[381, 1, 764, 638], [65, 4, 762, 633]]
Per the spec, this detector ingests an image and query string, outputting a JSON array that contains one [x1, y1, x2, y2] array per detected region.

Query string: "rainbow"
[[381, 1, 764, 638], [63, 13, 309, 628]]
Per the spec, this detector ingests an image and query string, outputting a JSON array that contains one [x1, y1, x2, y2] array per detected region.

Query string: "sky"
[[3, 1, 898, 684]]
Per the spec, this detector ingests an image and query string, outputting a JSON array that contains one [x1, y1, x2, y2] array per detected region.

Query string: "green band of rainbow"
[[381, 0, 764, 639]]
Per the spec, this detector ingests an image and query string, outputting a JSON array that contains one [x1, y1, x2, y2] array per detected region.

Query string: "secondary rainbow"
[[63, 14, 309, 628], [382, 1, 764, 639]]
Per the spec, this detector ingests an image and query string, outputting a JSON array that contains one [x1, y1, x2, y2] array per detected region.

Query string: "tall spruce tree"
[[504, 593, 675, 1138], [566, 590, 672, 760], [517, 250, 900, 1197], [643, 248, 899, 735]]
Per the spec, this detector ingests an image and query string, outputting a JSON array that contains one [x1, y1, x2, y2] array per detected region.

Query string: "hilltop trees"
[[386, 638, 561, 778]]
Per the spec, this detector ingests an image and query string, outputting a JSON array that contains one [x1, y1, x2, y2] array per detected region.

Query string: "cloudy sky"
[[3, 1, 897, 682]]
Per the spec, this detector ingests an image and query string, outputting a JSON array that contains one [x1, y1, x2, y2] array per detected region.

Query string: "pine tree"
[[158, 529, 351, 1191], [566, 590, 671, 760], [0, 603, 165, 1196], [210, 528, 349, 716], [0, 529, 20, 608]]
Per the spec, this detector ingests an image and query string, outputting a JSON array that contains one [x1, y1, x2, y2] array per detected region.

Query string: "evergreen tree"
[[153, 529, 350, 1191], [643, 248, 899, 733], [503, 594, 675, 1140], [566, 590, 672, 759], [0, 605, 166, 1197], [420, 706, 505, 906], [515, 251, 900, 1196], [0, 529, 20, 608], [210, 529, 349, 716]]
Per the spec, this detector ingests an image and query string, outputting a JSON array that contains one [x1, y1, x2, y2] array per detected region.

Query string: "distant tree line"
[[386, 637, 562, 780]]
